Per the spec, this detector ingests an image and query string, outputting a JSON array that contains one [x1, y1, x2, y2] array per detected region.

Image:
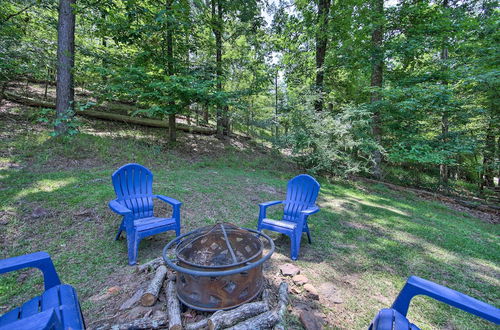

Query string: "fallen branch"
[[207, 301, 269, 330], [4, 91, 216, 135], [141, 265, 167, 307], [136, 257, 164, 273], [166, 279, 182, 330]]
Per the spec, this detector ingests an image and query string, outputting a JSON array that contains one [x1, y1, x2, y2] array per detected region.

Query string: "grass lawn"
[[1, 104, 499, 329]]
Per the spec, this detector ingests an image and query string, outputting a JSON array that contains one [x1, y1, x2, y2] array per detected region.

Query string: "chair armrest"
[[392, 276, 500, 324], [300, 206, 320, 216], [109, 199, 132, 215], [0, 308, 62, 330], [259, 200, 283, 208], [0, 252, 61, 291], [258, 201, 283, 222], [155, 195, 182, 207]]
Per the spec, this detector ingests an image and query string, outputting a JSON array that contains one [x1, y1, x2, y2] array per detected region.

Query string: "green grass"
[[0, 106, 499, 329]]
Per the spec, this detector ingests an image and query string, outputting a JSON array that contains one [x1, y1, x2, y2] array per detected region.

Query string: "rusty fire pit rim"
[[175, 223, 265, 269], [162, 226, 275, 277]]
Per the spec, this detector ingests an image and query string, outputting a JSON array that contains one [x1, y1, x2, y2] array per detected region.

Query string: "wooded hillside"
[[1, 0, 498, 197]]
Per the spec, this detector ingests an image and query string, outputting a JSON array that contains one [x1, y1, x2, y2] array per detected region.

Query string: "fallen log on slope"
[[4, 91, 216, 135]]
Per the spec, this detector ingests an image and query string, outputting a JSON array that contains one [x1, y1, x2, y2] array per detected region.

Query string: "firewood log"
[[166, 279, 182, 330], [96, 317, 167, 329], [140, 265, 167, 306], [207, 301, 269, 330], [119, 288, 144, 310], [136, 257, 164, 273], [185, 318, 208, 330], [227, 282, 289, 330]]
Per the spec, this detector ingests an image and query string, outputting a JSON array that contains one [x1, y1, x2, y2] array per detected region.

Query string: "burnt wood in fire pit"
[[163, 223, 274, 311]]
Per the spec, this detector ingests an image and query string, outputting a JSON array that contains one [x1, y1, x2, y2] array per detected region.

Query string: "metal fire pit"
[[162, 223, 274, 311]]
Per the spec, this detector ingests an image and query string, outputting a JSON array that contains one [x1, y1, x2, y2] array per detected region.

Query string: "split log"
[[225, 310, 280, 330], [261, 287, 270, 307], [136, 257, 164, 273], [119, 288, 144, 310], [140, 265, 167, 307], [185, 318, 208, 330], [96, 317, 167, 330], [166, 279, 182, 330], [207, 301, 269, 330], [227, 282, 289, 330], [4, 91, 216, 135]]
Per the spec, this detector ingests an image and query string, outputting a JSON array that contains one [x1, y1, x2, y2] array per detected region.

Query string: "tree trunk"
[[55, 0, 76, 134], [166, 0, 176, 142], [483, 121, 496, 188], [439, 0, 449, 189], [212, 0, 224, 138], [275, 70, 279, 141], [314, 0, 331, 112], [370, 0, 384, 179]]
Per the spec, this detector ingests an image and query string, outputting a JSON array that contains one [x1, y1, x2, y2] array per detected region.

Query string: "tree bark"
[[483, 121, 496, 188], [439, 0, 449, 190], [166, 0, 176, 142], [166, 279, 182, 330], [140, 265, 167, 307], [212, 0, 224, 138], [370, 0, 384, 180], [55, 0, 76, 134], [314, 0, 331, 112]]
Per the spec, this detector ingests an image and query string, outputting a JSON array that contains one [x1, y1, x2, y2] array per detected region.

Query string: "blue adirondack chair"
[[369, 276, 500, 329], [257, 174, 320, 260], [109, 163, 182, 265], [0, 251, 85, 330]]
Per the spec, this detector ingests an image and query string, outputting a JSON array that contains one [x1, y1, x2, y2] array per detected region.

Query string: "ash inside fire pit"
[[177, 223, 263, 267], [163, 223, 274, 311]]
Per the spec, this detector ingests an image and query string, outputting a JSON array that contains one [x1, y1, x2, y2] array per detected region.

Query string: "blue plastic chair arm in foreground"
[[369, 276, 500, 329], [0, 251, 61, 291], [0, 252, 84, 329]]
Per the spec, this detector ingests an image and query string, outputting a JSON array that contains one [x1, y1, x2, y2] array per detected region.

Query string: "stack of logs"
[[105, 257, 289, 330]]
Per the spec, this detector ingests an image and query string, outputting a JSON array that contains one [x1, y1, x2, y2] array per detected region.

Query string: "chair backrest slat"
[[112, 164, 154, 219], [283, 174, 320, 222]]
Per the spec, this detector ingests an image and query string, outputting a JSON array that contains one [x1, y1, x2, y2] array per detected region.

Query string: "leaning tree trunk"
[[55, 0, 76, 134], [314, 0, 331, 112], [370, 0, 384, 179]]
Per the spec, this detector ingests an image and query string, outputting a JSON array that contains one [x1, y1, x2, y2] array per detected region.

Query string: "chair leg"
[[126, 233, 139, 266], [115, 220, 125, 241], [304, 223, 312, 244], [291, 232, 302, 261], [115, 226, 123, 241]]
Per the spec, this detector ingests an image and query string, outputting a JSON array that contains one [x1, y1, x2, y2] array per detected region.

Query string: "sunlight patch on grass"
[[14, 177, 78, 199]]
